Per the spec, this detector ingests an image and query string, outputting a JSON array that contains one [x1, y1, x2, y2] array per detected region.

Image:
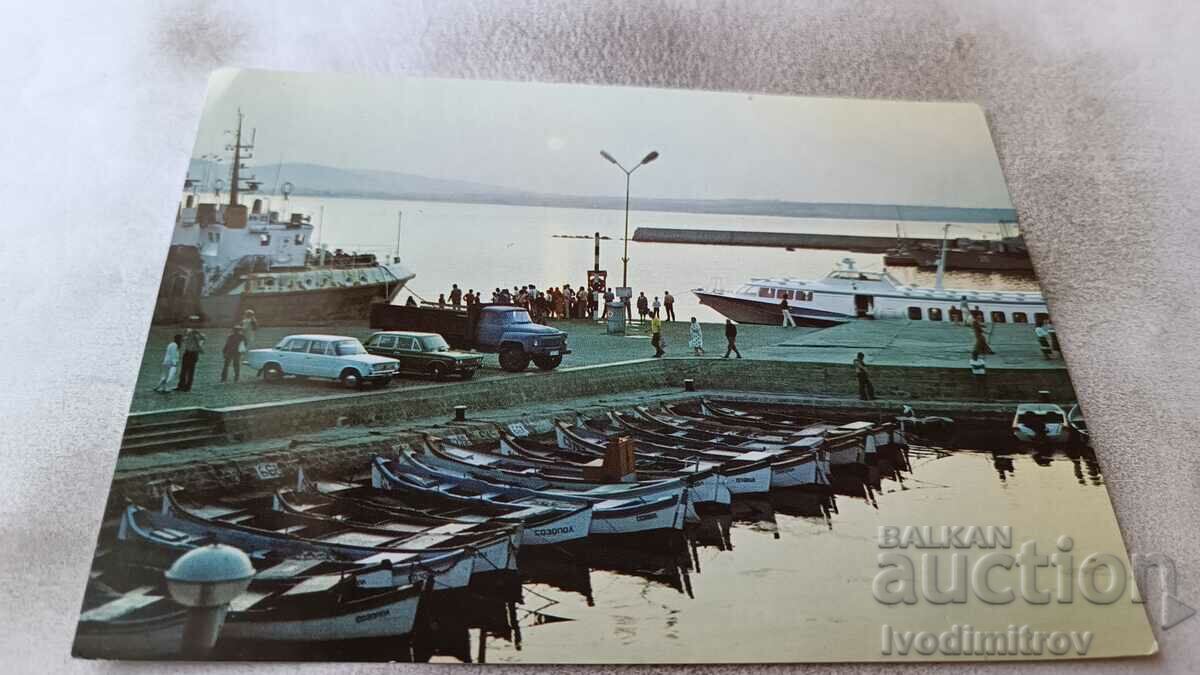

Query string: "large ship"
[[153, 113, 414, 326], [694, 258, 1047, 327]]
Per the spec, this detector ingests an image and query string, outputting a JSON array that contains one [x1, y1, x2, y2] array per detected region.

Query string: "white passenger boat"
[[694, 258, 1048, 327]]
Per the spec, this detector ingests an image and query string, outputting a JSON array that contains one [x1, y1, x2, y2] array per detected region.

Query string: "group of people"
[[437, 283, 601, 324], [436, 283, 684, 327], [634, 291, 676, 322], [153, 309, 258, 393]]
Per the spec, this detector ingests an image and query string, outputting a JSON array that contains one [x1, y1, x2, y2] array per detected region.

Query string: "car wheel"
[[262, 363, 284, 382], [429, 363, 446, 380], [498, 346, 530, 372], [339, 368, 364, 390]]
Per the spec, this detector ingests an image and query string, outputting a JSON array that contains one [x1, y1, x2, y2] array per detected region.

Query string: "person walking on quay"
[[688, 317, 705, 356], [1034, 318, 1055, 359], [723, 319, 742, 359], [664, 291, 676, 322], [240, 309, 258, 349], [651, 315, 665, 357], [177, 328, 205, 392], [780, 297, 796, 327], [221, 326, 246, 383], [153, 333, 183, 393], [971, 314, 995, 355], [652, 296, 662, 319], [853, 352, 875, 401], [449, 284, 463, 309], [637, 292, 649, 322]]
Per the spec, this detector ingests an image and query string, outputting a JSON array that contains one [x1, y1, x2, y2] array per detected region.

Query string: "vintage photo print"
[[74, 69, 1155, 663]]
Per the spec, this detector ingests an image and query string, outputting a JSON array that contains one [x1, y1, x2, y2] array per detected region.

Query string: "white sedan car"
[[246, 334, 400, 389]]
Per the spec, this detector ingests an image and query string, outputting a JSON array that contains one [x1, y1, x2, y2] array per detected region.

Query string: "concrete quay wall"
[[216, 357, 1074, 442]]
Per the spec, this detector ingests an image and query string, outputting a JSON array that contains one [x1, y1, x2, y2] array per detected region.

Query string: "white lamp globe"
[[165, 544, 254, 608]]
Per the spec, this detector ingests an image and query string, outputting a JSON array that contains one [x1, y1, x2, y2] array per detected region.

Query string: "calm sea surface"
[[253, 196, 1041, 322]]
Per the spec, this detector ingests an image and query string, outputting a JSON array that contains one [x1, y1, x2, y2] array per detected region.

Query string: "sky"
[[193, 68, 1014, 208]]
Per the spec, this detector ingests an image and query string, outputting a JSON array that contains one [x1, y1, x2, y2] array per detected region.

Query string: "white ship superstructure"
[[155, 112, 414, 325], [694, 259, 1047, 327]]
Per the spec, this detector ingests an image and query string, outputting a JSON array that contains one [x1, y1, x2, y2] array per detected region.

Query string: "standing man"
[[723, 319, 742, 359], [637, 292, 649, 322], [153, 334, 183, 393], [221, 326, 245, 383], [650, 314, 665, 357], [853, 352, 875, 401], [971, 315, 995, 355], [957, 296, 970, 324], [652, 296, 661, 319], [664, 291, 676, 322], [780, 297, 796, 327], [177, 327, 205, 392], [449, 284, 463, 309]]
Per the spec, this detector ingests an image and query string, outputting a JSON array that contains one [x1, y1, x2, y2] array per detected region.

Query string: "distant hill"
[[187, 159, 1017, 224]]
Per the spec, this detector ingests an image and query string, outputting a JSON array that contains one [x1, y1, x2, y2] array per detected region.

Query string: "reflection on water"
[[228, 442, 1123, 663]]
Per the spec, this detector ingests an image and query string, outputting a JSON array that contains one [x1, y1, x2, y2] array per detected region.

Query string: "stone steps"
[[122, 409, 227, 455]]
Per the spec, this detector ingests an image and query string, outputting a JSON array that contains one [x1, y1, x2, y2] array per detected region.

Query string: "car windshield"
[[334, 340, 366, 356], [418, 336, 450, 352], [507, 310, 533, 324]]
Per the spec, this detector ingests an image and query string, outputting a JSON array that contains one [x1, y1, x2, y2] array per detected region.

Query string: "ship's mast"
[[229, 110, 242, 207], [226, 109, 259, 207]]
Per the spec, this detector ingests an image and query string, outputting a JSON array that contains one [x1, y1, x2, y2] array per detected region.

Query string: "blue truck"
[[369, 303, 570, 372]]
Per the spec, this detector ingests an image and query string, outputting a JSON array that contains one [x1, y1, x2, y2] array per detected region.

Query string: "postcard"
[[74, 68, 1156, 663]]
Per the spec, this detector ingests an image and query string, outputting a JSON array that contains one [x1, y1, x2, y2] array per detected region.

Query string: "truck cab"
[[475, 306, 570, 372]]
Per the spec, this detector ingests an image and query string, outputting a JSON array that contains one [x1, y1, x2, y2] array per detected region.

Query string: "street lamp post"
[[599, 150, 659, 290]]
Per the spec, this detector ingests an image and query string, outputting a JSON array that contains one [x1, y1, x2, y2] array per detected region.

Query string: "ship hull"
[[200, 281, 404, 326], [154, 245, 410, 326], [694, 291, 850, 327]]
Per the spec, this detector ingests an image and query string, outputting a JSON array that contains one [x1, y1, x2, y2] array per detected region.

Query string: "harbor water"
[[246, 196, 1040, 323]]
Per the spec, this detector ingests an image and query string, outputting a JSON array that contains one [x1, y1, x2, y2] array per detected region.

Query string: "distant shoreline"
[[281, 188, 1018, 225]]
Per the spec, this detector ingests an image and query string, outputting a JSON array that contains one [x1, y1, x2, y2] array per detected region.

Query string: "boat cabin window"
[[949, 306, 963, 322], [259, 234, 271, 247], [928, 307, 943, 321], [907, 307, 922, 320], [295, 234, 305, 245], [757, 287, 775, 298], [1012, 312, 1028, 324], [991, 311, 1007, 323], [777, 289, 793, 300], [1035, 312, 1050, 324]]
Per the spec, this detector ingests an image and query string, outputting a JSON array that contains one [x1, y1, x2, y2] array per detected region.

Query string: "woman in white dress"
[[688, 317, 705, 356], [154, 334, 182, 392], [241, 309, 259, 349]]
